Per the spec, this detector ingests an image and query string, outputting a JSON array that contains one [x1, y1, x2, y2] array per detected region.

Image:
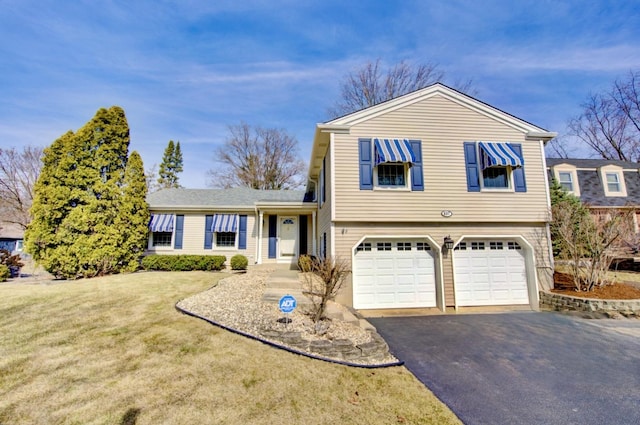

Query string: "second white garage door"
[[353, 239, 437, 309], [454, 240, 529, 306]]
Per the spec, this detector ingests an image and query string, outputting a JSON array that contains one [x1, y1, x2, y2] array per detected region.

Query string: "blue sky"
[[1, 0, 639, 188]]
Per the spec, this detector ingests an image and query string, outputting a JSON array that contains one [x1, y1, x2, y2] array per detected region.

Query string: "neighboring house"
[[547, 158, 640, 244], [0, 222, 24, 254], [147, 83, 557, 312]]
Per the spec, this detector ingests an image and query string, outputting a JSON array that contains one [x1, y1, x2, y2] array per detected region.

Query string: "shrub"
[[297, 254, 318, 272], [141, 255, 226, 271], [230, 254, 248, 271], [302, 256, 351, 326], [0, 264, 9, 282]]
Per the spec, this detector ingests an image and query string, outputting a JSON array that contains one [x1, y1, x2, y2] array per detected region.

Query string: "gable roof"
[[547, 158, 640, 207], [147, 187, 308, 210], [309, 83, 557, 179]]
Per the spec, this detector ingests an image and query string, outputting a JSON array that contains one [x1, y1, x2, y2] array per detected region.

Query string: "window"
[[376, 242, 391, 251], [152, 232, 172, 247], [416, 242, 431, 251], [377, 163, 407, 187], [606, 172, 621, 192], [508, 242, 522, 250], [464, 141, 526, 192], [216, 232, 236, 247], [471, 242, 485, 250], [489, 241, 504, 250], [356, 242, 372, 252], [397, 242, 411, 251], [482, 167, 509, 189], [358, 138, 424, 191], [15, 240, 23, 252], [558, 171, 574, 192]]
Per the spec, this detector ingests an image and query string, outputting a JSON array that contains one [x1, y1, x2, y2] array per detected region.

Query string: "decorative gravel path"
[[176, 267, 400, 366]]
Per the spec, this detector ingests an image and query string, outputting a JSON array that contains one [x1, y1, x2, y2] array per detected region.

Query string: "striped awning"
[[149, 214, 174, 232], [211, 214, 238, 233], [479, 142, 524, 170], [374, 138, 416, 165]]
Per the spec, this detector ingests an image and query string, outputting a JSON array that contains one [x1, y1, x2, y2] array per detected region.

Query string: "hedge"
[[0, 264, 9, 282], [141, 255, 226, 271]]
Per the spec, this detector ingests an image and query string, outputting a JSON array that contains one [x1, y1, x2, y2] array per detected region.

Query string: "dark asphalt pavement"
[[369, 312, 640, 425]]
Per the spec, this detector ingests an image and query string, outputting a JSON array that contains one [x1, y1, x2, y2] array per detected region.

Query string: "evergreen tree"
[[117, 151, 150, 272], [158, 140, 183, 188], [25, 106, 148, 279]]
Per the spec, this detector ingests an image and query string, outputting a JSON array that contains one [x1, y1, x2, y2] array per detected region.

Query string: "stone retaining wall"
[[259, 328, 390, 362], [540, 291, 640, 317]]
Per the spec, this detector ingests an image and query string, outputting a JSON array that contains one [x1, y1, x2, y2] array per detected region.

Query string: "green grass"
[[0, 271, 461, 425]]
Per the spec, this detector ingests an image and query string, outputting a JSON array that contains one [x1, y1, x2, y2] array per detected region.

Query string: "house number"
[[441, 210, 453, 217]]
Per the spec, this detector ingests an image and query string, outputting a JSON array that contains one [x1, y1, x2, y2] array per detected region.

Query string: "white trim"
[[257, 210, 263, 264], [330, 132, 336, 223], [451, 235, 538, 311], [551, 164, 580, 197], [599, 165, 628, 197]]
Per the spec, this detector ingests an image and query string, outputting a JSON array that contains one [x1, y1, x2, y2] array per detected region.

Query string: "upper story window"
[[551, 166, 580, 196], [358, 138, 424, 191], [464, 141, 526, 192], [599, 166, 627, 197], [606, 172, 621, 192], [558, 171, 574, 192]]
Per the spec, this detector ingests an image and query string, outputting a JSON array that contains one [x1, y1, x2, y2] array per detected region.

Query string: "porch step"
[[263, 267, 313, 305]]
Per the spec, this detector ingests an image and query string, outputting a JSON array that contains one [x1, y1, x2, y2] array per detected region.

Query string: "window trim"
[[480, 165, 512, 191], [373, 162, 411, 190], [599, 165, 627, 197], [552, 165, 580, 196]]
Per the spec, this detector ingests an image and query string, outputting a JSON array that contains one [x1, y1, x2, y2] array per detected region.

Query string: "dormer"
[[598, 165, 627, 197], [551, 163, 580, 197]]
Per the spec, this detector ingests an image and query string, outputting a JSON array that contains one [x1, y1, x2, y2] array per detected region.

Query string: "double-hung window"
[[599, 166, 627, 197], [606, 172, 621, 192], [148, 213, 184, 249], [205, 214, 248, 250], [558, 171, 574, 192], [463, 141, 526, 192], [358, 138, 424, 191]]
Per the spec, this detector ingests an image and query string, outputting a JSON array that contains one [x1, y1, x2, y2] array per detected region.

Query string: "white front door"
[[279, 216, 297, 258]]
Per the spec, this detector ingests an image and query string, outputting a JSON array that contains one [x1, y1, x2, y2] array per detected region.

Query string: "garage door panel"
[[354, 239, 437, 309], [454, 240, 529, 307]]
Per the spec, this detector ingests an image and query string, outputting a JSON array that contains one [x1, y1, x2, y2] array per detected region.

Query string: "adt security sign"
[[279, 294, 297, 314]]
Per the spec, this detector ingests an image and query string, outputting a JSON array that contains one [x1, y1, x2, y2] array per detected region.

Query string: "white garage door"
[[454, 240, 529, 306], [353, 239, 437, 309]]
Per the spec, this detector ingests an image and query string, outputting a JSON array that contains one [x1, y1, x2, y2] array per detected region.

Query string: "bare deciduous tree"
[[568, 70, 640, 162], [328, 59, 474, 118], [207, 122, 306, 190], [301, 256, 351, 329], [145, 163, 162, 194], [0, 146, 43, 229]]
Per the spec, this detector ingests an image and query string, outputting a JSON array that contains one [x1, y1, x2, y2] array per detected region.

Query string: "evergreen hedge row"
[[141, 254, 226, 271]]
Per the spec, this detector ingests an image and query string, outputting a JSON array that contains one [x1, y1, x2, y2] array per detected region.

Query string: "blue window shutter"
[[238, 215, 247, 249], [174, 215, 184, 249], [358, 139, 373, 190], [464, 142, 481, 192], [510, 143, 527, 192], [204, 215, 213, 249], [409, 140, 424, 191], [268, 216, 277, 258]]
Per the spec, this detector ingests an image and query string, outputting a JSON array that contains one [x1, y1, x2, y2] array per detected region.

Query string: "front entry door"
[[279, 216, 297, 258]]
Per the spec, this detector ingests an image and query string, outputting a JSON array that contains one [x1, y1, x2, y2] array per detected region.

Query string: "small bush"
[[298, 254, 316, 272], [0, 264, 9, 282], [141, 255, 226, 271], [230, 254, 248, 271]]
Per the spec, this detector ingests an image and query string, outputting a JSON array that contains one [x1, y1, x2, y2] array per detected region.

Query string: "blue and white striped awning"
[[479, 142, 524, 170], [374, 138, 416, 165], [149, 214, 174, 232], [211, 214, 238, 233]]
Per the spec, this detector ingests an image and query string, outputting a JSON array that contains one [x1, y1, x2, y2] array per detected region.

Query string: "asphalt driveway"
[[369, 312, 640, 425]]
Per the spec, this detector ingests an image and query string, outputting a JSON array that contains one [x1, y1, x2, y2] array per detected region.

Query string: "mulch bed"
[[552, 271, 640, 300]]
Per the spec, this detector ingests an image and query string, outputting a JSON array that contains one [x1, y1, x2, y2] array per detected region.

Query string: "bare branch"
[[0, 146, 44, 229]]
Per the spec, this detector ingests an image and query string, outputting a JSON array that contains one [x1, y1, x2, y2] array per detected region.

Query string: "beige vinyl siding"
[[318, 149, 333, 257], [332, 221, 552, 308], [333, 93, 550, 223], [146, 212, 257, 264]]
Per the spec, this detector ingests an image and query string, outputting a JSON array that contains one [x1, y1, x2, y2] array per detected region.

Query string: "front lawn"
[[0, 271, 461, 425]]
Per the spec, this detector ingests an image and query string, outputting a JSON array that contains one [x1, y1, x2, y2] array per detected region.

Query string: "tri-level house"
[[547, 158, 640, 247], [147, 84, 557, 312]]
